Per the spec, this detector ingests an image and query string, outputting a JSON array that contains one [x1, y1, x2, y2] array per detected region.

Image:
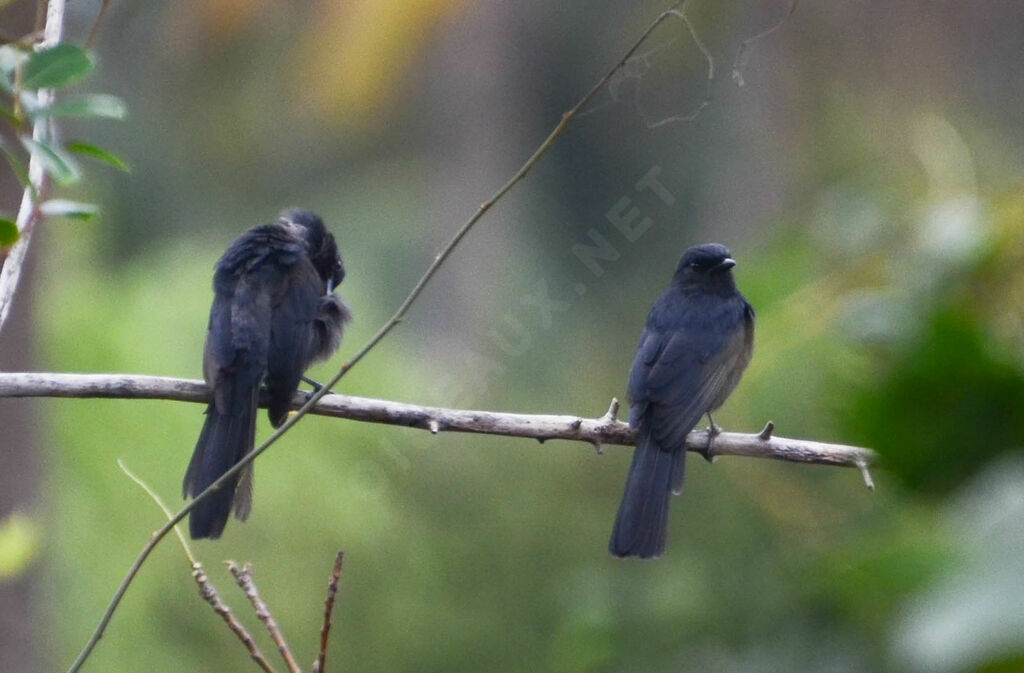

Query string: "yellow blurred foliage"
[[0, 512, 40, 579], [291, 0, 465, 128], [198, 0, 272, 38]]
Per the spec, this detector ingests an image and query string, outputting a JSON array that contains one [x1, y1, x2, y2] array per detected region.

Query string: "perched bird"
[[609, 243, 754, 559], [183, 210, 351, 539]]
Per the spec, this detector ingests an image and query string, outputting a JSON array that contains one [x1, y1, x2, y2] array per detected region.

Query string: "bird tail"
[[609, 428, 684, 559], [182, 390, 258, 539]]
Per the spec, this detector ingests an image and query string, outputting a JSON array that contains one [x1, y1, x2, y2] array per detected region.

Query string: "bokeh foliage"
[[6, 2, 1024, 673]]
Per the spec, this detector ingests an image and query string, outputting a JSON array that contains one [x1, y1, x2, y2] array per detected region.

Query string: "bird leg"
[[301, 375, 336, 399], [698, 413, 721, 463]]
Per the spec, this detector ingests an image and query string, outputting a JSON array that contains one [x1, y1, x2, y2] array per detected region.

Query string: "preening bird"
[[183, 209, 351, 539], [610, 243, 754, 559]]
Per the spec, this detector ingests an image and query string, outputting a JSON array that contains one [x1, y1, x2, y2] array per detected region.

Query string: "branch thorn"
[[602, 397, 620, 423], [758, 421, 775, 441], [856, 459, 875, 491]]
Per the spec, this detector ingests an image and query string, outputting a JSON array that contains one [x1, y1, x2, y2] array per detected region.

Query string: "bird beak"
[[713, 258, 736, 273]]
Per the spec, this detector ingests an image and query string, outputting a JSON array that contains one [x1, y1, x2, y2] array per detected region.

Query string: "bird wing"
[[203, 276, 273, 417], [267, 259, 321, 372], [629, 298, 750, 453], [264, 256, 323, 425], [203, 225, 304, 414], [649, 326, 747, 450]]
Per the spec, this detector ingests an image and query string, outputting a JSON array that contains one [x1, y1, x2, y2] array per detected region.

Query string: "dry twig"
[[228, 563, 302, 673], [86, 0, 114, 48], [312, 552, 345, 673], [732, 0, 800, 86], [195, 564, 281, 673], [117, 461, 280, 673]]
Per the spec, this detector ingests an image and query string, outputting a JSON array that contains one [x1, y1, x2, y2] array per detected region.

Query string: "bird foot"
[[301, 375, 335, 399], [697, 420, 721, 463]]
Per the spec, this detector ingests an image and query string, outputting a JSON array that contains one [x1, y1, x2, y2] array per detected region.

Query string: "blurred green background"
[[2, 0, 1024, 672]]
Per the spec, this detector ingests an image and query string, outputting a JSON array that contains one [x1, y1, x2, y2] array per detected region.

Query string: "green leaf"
[[20, 136, 81, 185], [0, 218, 18, 246], [39, 199, 98, 220], [66, 141, 130, 172], [22, 45, 94, 90], [31, 94, 126, 120]]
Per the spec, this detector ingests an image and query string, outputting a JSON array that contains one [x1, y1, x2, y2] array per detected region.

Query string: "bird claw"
[[698, 416, 721, 463], [301, 375, 335, 399]]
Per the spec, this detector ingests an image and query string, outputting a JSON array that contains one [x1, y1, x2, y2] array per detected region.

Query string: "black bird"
[[183, 210, 351, 539], [609, 243, 754, 559]]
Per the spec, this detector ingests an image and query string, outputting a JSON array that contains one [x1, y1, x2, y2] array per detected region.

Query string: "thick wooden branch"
[[0, 372, 877, 477]]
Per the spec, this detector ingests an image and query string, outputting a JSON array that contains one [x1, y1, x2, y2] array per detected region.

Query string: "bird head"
[[280, 209, 346, 293], [672, 243, 737, 288]]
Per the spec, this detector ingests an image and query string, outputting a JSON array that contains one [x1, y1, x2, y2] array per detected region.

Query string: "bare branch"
[[86, 0, 113, 49], [642, 5, 714, 128], [0, 372, 877, 470], [0, 0, 64, 334], [303, 0, 692, 395], [312, 552, 344, 673], [195, 564, 280, 673], [118, 461, 280, 673], [228, 562, 302, 673], [732, 0, 800, 86]]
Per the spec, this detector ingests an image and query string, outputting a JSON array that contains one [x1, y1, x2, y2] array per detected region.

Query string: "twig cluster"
[[196, 555, 347, 673], [229, 562, 303, 673], [197, 556, 346, 673], [194, 563, 279, 673], [122, 459, 345, 673]]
